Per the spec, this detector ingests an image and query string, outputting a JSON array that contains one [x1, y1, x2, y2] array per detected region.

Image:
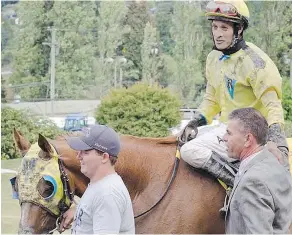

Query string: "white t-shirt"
[[71, 173, 135, 234]]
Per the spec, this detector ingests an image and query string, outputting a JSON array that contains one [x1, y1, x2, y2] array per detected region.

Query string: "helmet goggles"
[[206, 1, 238, 17]]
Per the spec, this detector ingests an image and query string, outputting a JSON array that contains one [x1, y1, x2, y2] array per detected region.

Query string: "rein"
[[134, 146, 181, 219], [48, 144, 74, 234], [58, 158, 74, 204]]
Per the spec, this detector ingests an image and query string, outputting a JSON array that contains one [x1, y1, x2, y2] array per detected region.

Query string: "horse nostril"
[[18, 227, 34, 234], [18, 230, 33, 234]]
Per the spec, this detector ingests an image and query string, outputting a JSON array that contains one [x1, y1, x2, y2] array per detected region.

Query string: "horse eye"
[[37, 177, 55, 200]]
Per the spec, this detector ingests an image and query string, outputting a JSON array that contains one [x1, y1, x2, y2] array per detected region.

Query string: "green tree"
[[1, 107, 64, 159], [168, 1, 209, 107], [1, 1, 18, 8], [122, 1, 149, 82], [8, 1, 51, 100], [95, 83, 181, 137], [141, 22, 164, 86], [48, 1, 98, 99], [155, 1, 174, 54], [93, 1, 129, 95], [245, 1, 291, 76], [279, 4, 292, 77], [1, 14, 14, 66], [282, 78, 292, 122], [1, 3, 18, 55], [1, 76, 7, 103]]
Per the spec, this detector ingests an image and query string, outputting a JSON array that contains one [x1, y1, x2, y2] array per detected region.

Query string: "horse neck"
[[116, 135, 177, 200], [54, 140, 89, 198], [65, 162, 89, 198]]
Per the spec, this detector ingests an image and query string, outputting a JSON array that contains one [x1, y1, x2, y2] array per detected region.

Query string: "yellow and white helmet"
[[205, 0, 249, 29]]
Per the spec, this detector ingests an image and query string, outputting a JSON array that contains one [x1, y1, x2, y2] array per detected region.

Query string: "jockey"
[[179, 0, 289, 187]]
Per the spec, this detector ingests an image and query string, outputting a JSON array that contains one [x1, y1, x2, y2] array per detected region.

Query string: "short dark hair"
[[95, 149, 118, 166], [228, 108, 268, 146]]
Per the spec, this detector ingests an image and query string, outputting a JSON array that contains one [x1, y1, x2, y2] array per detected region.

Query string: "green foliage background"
[[285, 121, 292, 138], [283, 78, 292, 122], [283, 78, 292, 137], [1, 107, 64, 159], [1, 1, 292, 153], [95, 83, 181, 137], [2, 1, 291, 109]]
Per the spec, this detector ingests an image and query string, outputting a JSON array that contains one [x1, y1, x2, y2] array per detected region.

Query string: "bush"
[[1, 107, 64, 160], [95, 83, 182, 137], [285, 120, 292, 138], [282, 79, 292, 122]]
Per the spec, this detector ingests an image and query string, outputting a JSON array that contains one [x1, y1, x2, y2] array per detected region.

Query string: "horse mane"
[[119, 134, 177, 145], [57, 132, 177, 145]]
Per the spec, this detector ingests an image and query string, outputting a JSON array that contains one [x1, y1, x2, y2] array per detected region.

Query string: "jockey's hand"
[[267, 123, 289, 170], [267, 141, 285, 164], [59, 206, 76, 233], [177, 111, 207, 146]]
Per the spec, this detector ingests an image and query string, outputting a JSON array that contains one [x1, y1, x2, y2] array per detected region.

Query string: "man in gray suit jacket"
[[223, 108, 292, 234]]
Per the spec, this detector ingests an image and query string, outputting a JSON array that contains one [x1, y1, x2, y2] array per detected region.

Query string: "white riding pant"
[[180, 123, 234, 168]]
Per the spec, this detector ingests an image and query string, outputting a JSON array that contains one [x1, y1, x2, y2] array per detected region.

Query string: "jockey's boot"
[[202, 151, 239, 188]]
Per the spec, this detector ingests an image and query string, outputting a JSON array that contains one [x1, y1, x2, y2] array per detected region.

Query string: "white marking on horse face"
[[18, 226, 34, 234], [18, 195, 59, 233], [18, 203, 35, 234]]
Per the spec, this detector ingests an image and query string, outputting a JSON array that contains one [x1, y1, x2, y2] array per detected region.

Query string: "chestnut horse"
[[13, 129, 226, 234]]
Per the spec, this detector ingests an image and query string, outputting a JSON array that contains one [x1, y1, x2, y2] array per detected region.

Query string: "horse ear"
[[38, 134, 52, 160], [13, 128, 31, 157]]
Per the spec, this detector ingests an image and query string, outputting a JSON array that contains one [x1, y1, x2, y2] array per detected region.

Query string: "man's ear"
[[101, 152, 110, 163], [244, 133, 253, 147]]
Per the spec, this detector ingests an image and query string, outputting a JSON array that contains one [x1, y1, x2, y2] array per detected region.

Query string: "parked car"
[[64, 113, 88, 132]]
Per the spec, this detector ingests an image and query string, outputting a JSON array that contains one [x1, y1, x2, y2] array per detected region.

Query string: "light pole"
[[106, 57, 127, 88], [42, 27, 58, 115], [119, 57, 127, 87], [149, 44, 159, 86]]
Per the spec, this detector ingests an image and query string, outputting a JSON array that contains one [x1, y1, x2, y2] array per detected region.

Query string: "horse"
[[13, 128, 227, 234]]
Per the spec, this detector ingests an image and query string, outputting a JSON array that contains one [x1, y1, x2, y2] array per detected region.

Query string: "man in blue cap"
[[60, 124, 135, 234]]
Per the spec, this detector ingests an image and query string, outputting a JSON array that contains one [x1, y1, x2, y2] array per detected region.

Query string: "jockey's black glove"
[[267, 123, 290, 171], [177, 111, 207, 146]]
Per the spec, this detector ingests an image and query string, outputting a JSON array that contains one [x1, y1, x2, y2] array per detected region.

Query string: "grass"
[[1, 158, 22, 234]]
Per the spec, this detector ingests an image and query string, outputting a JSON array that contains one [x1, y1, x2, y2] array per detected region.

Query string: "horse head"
[[13, 129, 88, 234]]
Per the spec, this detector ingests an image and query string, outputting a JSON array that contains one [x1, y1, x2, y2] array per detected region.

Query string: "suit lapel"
[[225, 149, 268, 220], [225, 173, 242, 220]]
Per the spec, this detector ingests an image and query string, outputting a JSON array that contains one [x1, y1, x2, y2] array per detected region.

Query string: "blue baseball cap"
[[66, 125, 120, 157]]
